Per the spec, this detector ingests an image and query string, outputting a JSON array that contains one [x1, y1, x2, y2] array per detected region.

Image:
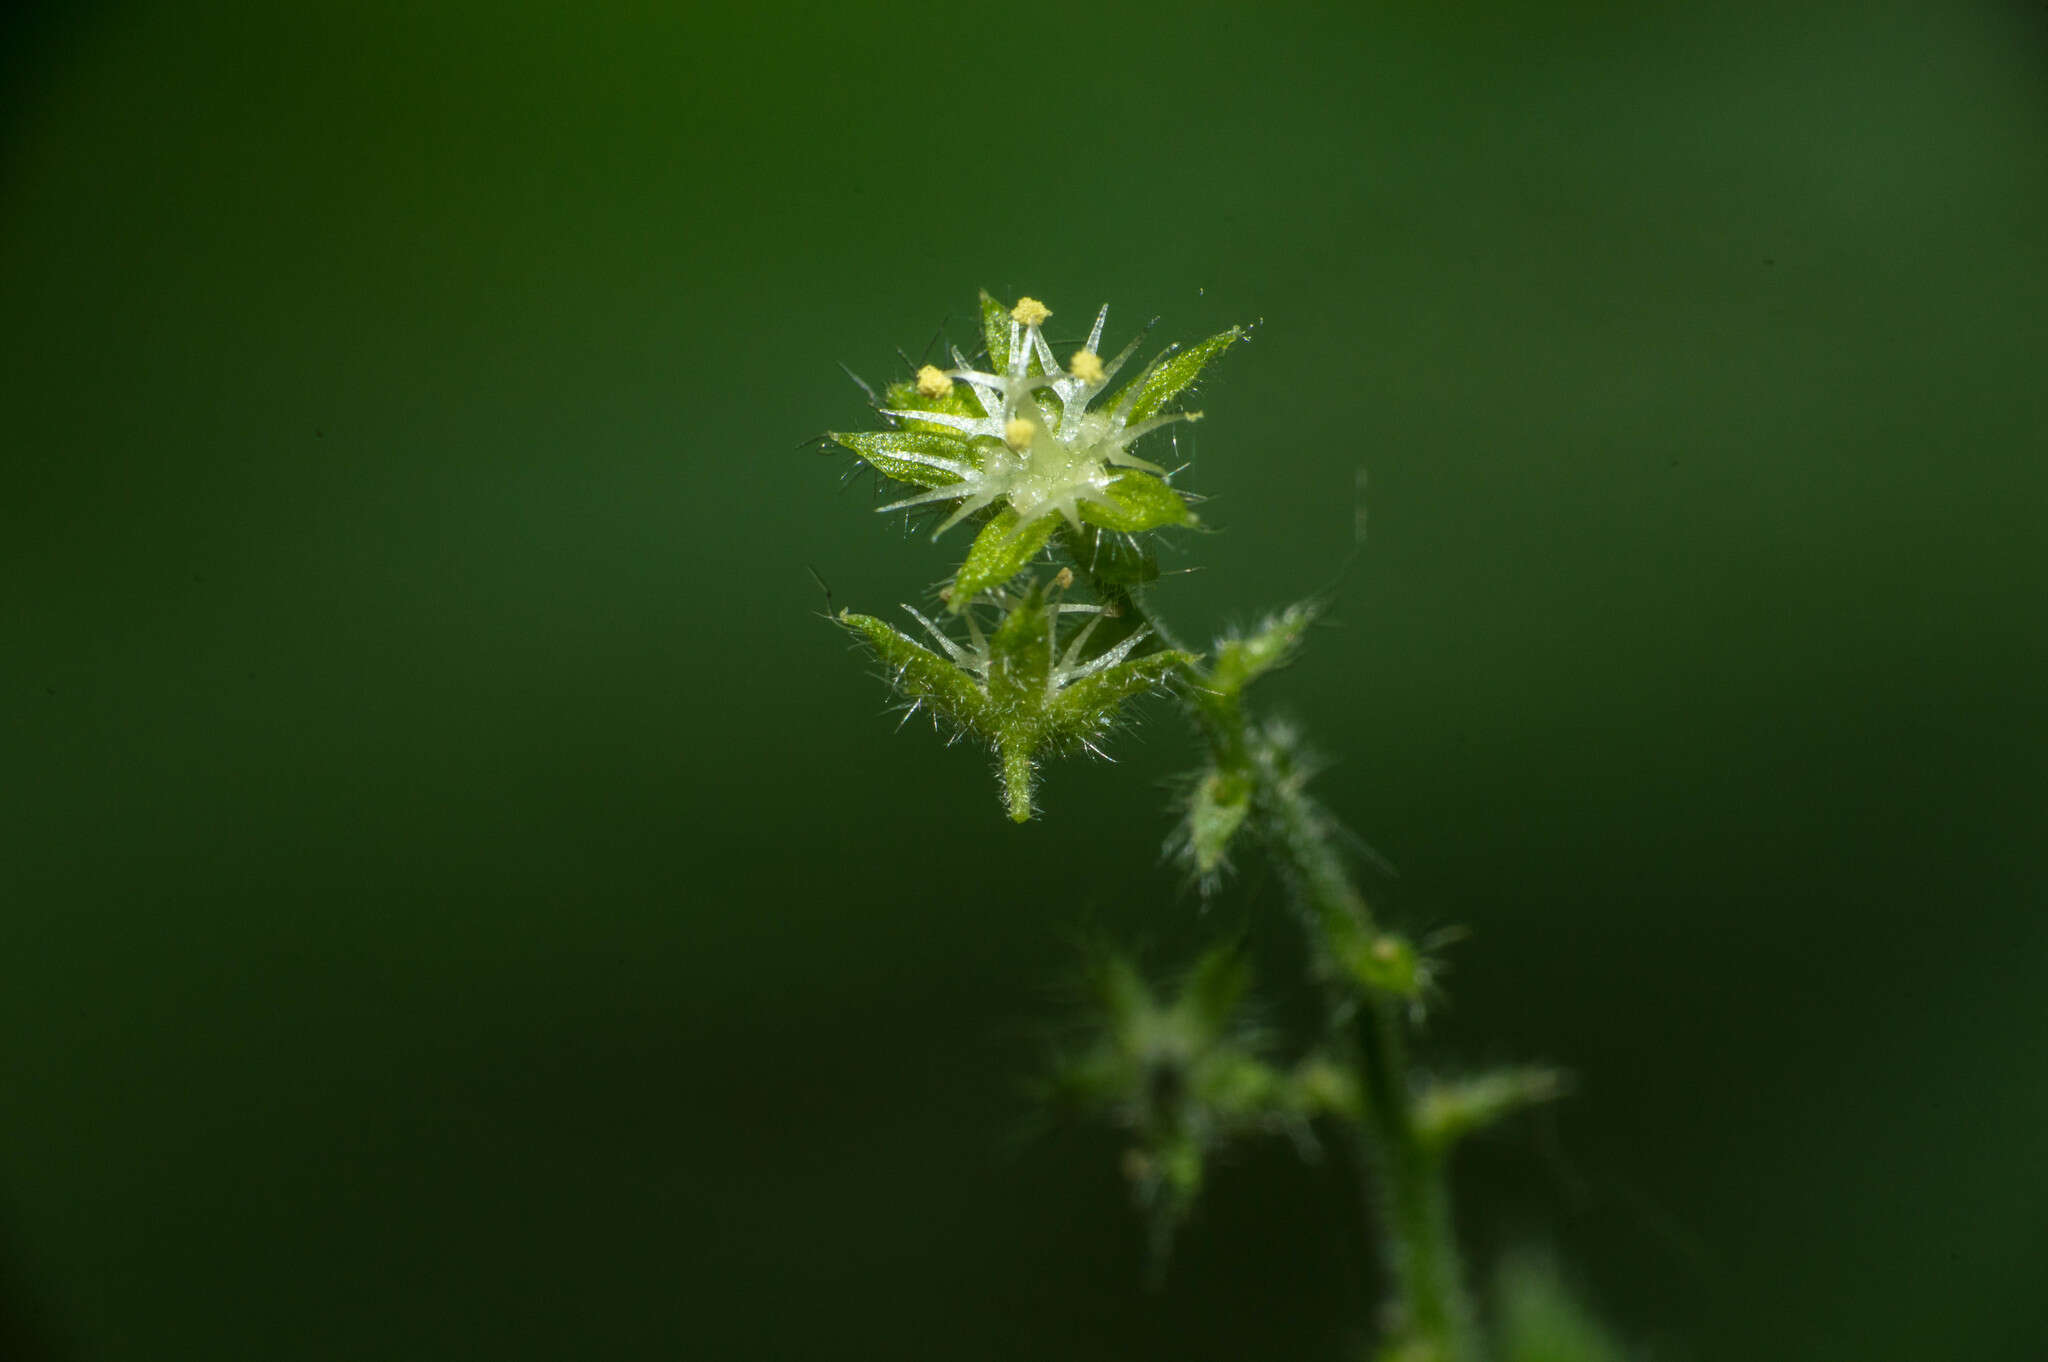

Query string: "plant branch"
[[1080, 563, 1480, 1362]]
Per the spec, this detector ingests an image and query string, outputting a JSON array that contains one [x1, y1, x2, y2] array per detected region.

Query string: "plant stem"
[[1087, 571, 1480, 1361], [1261, 755, 1478, 1362]]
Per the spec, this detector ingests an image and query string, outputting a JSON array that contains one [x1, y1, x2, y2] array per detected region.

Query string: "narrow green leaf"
[[952, 509, 1056, 607], [1211, 602, 1317, 698], [830, 430, 976, 488], [979, 289, 1011, 373], [1416, 1068, 1568, 1151], [835, 610, 986, 721], [1078, 470, 1193, 534], [1053, 648, 1196, 722], [1117, 326, 1243, 423]]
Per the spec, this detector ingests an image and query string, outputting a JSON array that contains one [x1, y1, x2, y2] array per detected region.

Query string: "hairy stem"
[[1084, 568, 1479, 1361], [1262, 755, 1477, 1362]]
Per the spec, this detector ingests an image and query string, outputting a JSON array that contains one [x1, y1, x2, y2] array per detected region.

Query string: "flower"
[[832, 293, 1241, 606]]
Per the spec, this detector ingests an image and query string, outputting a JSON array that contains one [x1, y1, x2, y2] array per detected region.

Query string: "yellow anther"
[[1010, 297, 1051, 327], [1003, 417, 1036, 451], [914, 364, 952, 399], [1052, 567, 1075, 590], [1068, 349, 1105, 384]]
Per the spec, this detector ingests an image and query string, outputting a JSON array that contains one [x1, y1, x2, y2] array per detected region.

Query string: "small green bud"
[[1344, 932, 1424, 998], [1181, 767, 1254, 882]]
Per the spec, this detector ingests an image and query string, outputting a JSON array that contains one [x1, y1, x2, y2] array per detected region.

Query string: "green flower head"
[[833, 293, 1241, 606]]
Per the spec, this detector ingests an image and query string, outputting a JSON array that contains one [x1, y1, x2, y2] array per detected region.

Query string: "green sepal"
[[838, 583, 1192, 822], [952, 509, 1057, 609], [1415, 1067, 1568, 1153], [1186, 768, 1254, 877], [979, 289, 1011, 373], [830, 429, 977, 489], [834, 609, 987, 722], [1051, 646, 1195, 726], [1116, 326, 1243, 423], [1079, 470, 1194, 533], [1057, 522, 1159, 586]]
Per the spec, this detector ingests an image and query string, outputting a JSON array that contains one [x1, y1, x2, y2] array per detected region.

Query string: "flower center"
[[1000, 395, 1112, 522]]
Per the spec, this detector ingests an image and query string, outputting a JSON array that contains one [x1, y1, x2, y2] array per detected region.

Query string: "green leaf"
[[835, 610, 987, 723], [1053, 647, 1195, 723], [1416, 1068, 1568, 1152], [1210, 602, 1317, 698], [1117, 326, 1243, 423], [979, 289, 1011, 373], [952, 509, 1057, 607], [830, 430, 977, 488], [1078, 470, 1194, 533]]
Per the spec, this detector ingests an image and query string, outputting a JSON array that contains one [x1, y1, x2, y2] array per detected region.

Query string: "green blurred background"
[[5, 0, 2045, 1357]]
